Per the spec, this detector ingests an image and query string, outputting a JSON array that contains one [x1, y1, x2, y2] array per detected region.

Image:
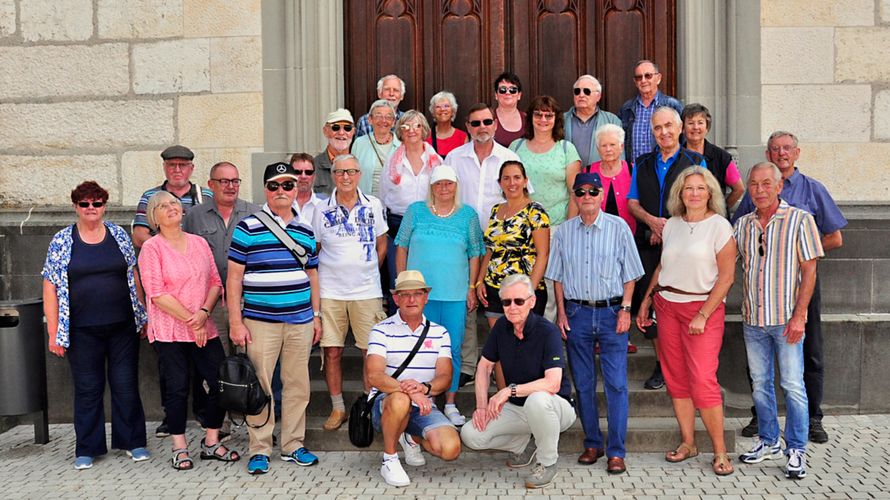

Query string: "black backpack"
[[217, 352, 271, 427]]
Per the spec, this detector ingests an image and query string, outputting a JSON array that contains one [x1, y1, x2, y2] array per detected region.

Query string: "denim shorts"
[[371, 393, 454, 438]]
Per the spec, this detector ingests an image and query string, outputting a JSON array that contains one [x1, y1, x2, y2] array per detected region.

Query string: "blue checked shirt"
[[546, 212, 644, 300]]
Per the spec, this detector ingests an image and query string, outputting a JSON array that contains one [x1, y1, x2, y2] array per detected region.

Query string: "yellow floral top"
[[483, 201, 550, 290]]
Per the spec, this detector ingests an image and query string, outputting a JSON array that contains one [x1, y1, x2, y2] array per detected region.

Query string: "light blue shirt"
[[546, 211, 644, 300]]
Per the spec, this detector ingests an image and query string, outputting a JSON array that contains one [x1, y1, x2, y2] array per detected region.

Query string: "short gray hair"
[[428, 91, 458, 121], [595, 123, 625, 146], [498, 274, 535, 299], [332, 154, 359, 169], [651, 106, 681, 129], [145, 191, 180, 231], [767, 130, 798, 148], [748, 161, 782, 184], [395, 110, 431, 141], [368, 99, 396, 116], [573, 74, 602, 93], [377, 74, 406, 96]]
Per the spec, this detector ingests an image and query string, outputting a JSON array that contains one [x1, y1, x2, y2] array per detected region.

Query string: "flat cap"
[[160, 145, 194, 161]]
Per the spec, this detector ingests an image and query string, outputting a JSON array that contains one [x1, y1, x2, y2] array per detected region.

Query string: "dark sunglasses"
[[468, 118, 495, 127], [293, 169, 315, 176], [497, 86, 519, 95], [573, 187, 601, 198], [758, 233, 765, 257], [633, 72, 657, 82], [77, 201, 105, 208], [573, 87, 593, 96], [330, 124, 353, 132], [502, 296, 531, 307], [265, 181, 296, 192]]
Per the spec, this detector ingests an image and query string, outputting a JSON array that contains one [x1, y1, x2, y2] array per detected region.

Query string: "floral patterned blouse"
[[42, 221, 148, 348], [483, 201, 550, 290]]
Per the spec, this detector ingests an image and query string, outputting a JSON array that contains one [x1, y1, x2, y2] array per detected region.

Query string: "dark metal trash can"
[[0, 298, 49, 444]]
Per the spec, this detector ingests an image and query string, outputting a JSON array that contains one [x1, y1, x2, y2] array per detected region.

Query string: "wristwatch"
[[422, 382, 432, 395], [509, 383, 517, 398], [313, 311, 321, 318], [619, 304, 632, 313]]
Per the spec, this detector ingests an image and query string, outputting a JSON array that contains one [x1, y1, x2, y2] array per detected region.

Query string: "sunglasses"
[[265, 181, 296, 192], [468, 118, 495, 127], [400, 123, 424, 131], [573, 187, 601, 198], [502, 296, 532, 307], [77, 201, 105, 208], [633, 72, 658, 82], [497, 86, 519, 95], [532, 111, 555, 120], [573, 87, 594, 96], [329, 124, 353, 132], [210, 178, 242, 186], [293, 169, 314, 176], [758, 233, 765, 257]]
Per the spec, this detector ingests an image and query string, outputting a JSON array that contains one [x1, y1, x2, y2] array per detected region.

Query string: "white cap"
[[325, 108, 354, 124], [429, 164, 458, 184]]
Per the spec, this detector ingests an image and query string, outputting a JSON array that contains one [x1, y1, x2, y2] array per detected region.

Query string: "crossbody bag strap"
[[368, 319, 431, 405], [254, 211, 308, 268]]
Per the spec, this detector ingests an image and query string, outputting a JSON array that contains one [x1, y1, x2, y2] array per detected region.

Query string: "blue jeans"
[[371, 393, 454, 438], [424, 300, 466, 392], [565, 302, 628, 457], [743, 323, 809, 451]]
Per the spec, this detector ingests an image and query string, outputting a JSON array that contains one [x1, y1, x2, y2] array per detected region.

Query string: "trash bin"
[[0, 298, 49, 444]]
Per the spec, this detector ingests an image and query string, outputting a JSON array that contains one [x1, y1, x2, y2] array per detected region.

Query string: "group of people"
[[41, 61, 845, 489]]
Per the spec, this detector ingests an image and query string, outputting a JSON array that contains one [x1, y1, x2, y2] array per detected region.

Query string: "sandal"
[[200, 438, 240, 462], [171, 448, 194, 470], [712, 453, 734, 476], [665, 443, 699, 463]]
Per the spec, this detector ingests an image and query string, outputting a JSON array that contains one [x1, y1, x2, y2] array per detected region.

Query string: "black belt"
[[566, 296, 623, 308]]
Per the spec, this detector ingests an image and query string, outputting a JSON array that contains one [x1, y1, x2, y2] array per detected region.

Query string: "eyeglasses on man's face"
[[211, 178, 242, 187]]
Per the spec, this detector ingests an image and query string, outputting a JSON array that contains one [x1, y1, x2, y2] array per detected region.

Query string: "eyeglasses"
[[400, 123, 424, 131], [497, 86, 519, 95], [292, 169, 314, 176], [532, 111, 555, 120], [573, 187, 601, 198], [768, 144, 796, 153], [434, 103, 452, 110], [154, 201, 181, 211], [758, 233, 765, 257], [77, 201, 105, 208], [164, 162, 193, 171], [468, 118, 495, 127], [210, 178, 242, 187], [396, 290, 427, 300], [265, 181, 296, 192], [332, 169, 360, 177], [371, 113, 395, 121], [573, 87, 595, 96], [329, 124, 353, 132], [633, 72, 658, 82], [502, 296, 532, 307]]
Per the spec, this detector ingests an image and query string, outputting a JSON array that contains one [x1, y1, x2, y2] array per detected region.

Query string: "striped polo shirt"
[[366, 312, 451, 396], [228, 205, 318, 324], [734, 200, 824, 327], [132, 181, 213, 233]]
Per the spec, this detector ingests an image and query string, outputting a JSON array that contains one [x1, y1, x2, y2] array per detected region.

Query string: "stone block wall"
[[0, 0, 264, 208], [760, 0, 890, 202]]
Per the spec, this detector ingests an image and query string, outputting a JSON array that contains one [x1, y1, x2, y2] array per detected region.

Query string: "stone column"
[[253, 0, 344, 202]]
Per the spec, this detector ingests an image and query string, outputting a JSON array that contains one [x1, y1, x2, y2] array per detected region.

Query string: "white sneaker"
[[380, 458, 410, 487], [399, 432, 426, 466], [444, 405, 466, 426]]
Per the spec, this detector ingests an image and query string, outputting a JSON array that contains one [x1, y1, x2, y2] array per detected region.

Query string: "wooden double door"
[[345, 0, 676, 125]]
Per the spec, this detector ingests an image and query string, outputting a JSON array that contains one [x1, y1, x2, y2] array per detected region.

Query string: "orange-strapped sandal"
[[712, 453, 734, 475], [665, 443, 699, 463]]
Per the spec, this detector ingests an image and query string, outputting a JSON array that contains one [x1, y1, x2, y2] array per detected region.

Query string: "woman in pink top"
[[584, 123, 636, 233], [138, 191, 240, 470]]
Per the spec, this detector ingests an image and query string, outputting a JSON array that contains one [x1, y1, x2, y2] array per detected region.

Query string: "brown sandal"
[[712, 453, 734, 476], [665, 443, 699, 463]]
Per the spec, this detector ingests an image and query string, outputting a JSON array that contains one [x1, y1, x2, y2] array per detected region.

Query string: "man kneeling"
[[460, 274, 576, 489], [366, 270, 461, 487]]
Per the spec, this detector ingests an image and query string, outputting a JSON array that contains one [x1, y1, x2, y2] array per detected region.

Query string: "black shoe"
[[458, 373, 475, 388], [740, 416, 758, 437], [809, 418, 828, 443], [272, 434, 278, 447], [155, 422, 170, 438], [643, 366, 664, 390]]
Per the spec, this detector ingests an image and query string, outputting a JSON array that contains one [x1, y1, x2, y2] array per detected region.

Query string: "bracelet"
[[200, 307, 210, 315], [469, 282, 477, 289], [696, 310, 709, 320]]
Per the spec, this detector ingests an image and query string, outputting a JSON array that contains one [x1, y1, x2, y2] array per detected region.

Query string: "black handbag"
[[348, 320, 430, 447], [217, 351, 271, 428]]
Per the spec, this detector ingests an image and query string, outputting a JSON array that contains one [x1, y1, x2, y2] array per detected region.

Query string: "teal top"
[[509, 138, 581, 226], [352, 134, 401, 197], [395, 202, 485, 302]]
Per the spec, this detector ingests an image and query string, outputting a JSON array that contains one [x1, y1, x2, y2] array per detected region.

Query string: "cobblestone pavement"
[[1, 415, 888, 499]]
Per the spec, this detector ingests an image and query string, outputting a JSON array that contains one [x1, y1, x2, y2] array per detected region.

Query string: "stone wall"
[[0, 0, 264, 207], [760, 0, 890, 202]]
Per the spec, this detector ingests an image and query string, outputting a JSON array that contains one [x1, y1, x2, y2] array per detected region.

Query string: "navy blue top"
[[68, 229, 133, 328], [482, 312, 572, 406]]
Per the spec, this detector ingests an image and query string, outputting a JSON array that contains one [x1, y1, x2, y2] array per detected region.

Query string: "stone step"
[[297, 416, 735, 453]]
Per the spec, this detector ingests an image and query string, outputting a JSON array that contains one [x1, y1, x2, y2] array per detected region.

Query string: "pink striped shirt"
[[138, 233, 222, 343], [734, 200, 823, 326]]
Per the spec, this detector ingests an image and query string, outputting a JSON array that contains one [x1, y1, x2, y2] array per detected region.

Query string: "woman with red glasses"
[[493, 72, 526, 147], [42, 181, 150, 470]]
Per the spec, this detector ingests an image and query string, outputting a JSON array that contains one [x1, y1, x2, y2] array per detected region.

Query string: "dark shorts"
[[484, 284, 547, 318]]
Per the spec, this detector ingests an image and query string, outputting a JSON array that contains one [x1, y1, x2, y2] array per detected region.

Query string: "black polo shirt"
[[482, 312, 573, 406]]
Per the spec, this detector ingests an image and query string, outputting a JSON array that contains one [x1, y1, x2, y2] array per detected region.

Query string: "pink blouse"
[[587, 160, 636, 233], [138, 233, 222, 343]]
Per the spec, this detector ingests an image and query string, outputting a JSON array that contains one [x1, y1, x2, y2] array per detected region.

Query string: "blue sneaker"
[[281, 447, 318, 466], [74, 456, 93, 470], [126, 447, 151, 462], [247, 454, 270, 475]]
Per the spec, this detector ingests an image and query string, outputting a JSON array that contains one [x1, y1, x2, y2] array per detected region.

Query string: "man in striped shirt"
[[227, 161, 322, 474], [366, 270, 460, 487], [734, 162, 824, 480], [546, 172, 643, 473]]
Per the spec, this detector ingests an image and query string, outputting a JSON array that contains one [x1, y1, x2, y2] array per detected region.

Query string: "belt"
[[566, 296, 623, 308]]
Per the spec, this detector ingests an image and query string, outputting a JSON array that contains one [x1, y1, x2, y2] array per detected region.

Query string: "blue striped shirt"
[[132, 181, 213, 233], [366, 312, 451, 394], [228, 205, 318, 324], [546, 212, 644, 300]]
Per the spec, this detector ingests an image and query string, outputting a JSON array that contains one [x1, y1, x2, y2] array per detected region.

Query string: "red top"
[[586, 160, 636, 233], [426, 128, 468, 158]]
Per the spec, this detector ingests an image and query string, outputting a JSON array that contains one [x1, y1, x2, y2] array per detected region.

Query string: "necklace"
[[431, 203, 455, 218], [682, 216, 700, 234]]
